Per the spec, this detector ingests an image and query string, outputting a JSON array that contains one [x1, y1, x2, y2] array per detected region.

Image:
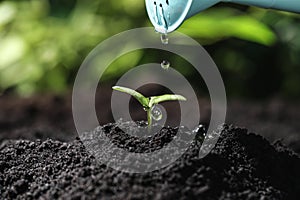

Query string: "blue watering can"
[[145, 0, 300, 33]]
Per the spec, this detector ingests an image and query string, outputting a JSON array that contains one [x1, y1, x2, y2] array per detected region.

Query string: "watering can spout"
[[145, 0, 300, 33]]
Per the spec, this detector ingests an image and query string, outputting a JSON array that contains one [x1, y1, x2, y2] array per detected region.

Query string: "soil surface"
[[1, 123, 299, 199], [1, 91, 300, 199]]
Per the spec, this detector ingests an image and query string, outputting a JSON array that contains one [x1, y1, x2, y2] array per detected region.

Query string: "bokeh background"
[[0, 0, 300, 151], [1, 0, 300, 97]]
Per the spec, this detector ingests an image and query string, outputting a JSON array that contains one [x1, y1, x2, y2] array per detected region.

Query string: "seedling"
[[112, 86, 187, 129]]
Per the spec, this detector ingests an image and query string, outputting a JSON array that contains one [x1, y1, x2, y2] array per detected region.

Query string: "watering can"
[[145, 0, 300, 33]]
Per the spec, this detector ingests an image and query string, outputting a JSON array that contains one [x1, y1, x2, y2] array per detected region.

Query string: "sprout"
[[112, 86, 187, 129]]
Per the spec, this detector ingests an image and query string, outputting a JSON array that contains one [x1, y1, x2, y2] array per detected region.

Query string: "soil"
[[1, 123, 299, 199], [1, 91, 300, 199]]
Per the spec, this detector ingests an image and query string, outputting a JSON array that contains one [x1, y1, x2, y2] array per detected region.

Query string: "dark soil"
[[1, 89, 300, 199], [1, 123, 300, 199]]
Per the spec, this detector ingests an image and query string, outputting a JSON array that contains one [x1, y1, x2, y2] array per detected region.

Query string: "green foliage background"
[[0, 0, 300, 98]]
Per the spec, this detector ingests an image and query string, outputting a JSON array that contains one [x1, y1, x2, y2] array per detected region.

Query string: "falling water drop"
[[161, 60, 170, 70], [160, 33, 168, 44], [151, 105, 162, 121]]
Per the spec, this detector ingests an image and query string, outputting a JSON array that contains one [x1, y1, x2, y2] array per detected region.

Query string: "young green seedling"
[[112, 86, 187, 129]]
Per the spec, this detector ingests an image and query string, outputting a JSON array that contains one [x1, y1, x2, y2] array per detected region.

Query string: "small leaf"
[[149, 94, 186, 107], [112, 86, 149, 108]]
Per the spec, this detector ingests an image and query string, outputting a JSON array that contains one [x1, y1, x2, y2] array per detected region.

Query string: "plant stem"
[[147, 108, 152, 131]]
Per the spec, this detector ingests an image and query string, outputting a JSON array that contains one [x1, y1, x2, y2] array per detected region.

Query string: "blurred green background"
[[0, 0, 300, 98]]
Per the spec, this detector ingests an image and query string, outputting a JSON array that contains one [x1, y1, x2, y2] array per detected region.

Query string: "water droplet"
[[160, 33, 168, 44], [161, 60, 170, 70], [151, 105, 162, 121]]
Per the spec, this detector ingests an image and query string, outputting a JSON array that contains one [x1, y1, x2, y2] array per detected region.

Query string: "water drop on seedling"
[[161, 60, 170, 70], [151, 105, 162, 121], [160, 33, 168, 44]]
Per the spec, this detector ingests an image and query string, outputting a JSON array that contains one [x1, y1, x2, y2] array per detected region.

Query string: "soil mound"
[[1, 123, 299, 199]]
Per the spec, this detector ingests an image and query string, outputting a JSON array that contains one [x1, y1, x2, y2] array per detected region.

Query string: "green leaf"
[[112, 86, 149, 108], [149, 94, 186, 107]]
